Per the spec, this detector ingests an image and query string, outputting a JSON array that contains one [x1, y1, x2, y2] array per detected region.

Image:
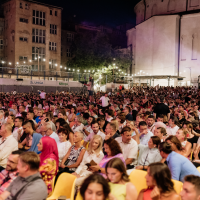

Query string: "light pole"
[[186, 67, 191, 86]]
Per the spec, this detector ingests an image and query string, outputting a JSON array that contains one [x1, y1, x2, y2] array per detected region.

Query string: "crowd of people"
[[0, 85, 199, 200]]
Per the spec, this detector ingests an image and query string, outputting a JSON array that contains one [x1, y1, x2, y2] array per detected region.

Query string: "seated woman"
[[89, 138, 125, 178], [137, 162, 180, 200], [68, 106, 76, 122], [28, 133, 43, 153], [106, 158, 138, 200], [55, 132, 85, 184], [37, 136, 59, 196], [72, 135, 104, 187], [80, 174, 110, 200], [135, 134, 162, 170], [176, 129, 192, 157], [57, 128, 72, 165]]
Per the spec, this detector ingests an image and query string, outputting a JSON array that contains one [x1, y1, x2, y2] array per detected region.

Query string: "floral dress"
[[39, 158, 57, 196]]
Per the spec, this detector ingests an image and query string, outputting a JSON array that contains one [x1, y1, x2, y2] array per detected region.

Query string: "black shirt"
[[153, 103, 170, 116], [188, 136, 199, 148]]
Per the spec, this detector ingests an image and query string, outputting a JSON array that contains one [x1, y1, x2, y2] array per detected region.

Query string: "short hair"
[[104, 138, 122, 156], [108, 122, 117, 131], [12, 150, 23, 155], [91, 120, 98, 127], [97, 116, 105, 122], [151, 136, 161, 148], [125, 106, 131, 113], [184, 175, 200, 195], [117, 114, 126, 123], [121, 126, 131, 134], [56, 118, 66, 125], [19, 152, 40, 171], [43, 122, 52, 130], [22, 120, 35, 130], [2, 123, 12, 133], [15, 117, 24, 123], [46, 112, 53, 120], [105, 109, 114, 117], [148, 115, 155, 120], [159, 142, 172, 154], [156, 127, 167, 136], [83, 113, 90, 120], [160, 95, 164, 102], [76, 115, 84, 124], [139, 121, 147, 127], [157, 114, 164, 119]]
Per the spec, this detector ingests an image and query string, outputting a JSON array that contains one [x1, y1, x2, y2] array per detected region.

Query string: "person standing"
[[100, 93, 110, 109], [85, 77, 94, 103]]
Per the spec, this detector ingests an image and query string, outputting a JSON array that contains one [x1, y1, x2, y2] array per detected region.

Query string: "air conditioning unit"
[[49, 77, 54, 81]]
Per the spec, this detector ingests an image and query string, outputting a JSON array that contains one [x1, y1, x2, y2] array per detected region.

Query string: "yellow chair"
[[172, 179, 183, 194], [197, 167, 200, 173], [47, 173, 76, 200], [75, 192, 83, 200], [129, 169, 147, 194]]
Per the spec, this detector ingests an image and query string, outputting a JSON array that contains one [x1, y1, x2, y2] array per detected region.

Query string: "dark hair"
[[157, 114, 164, 119], [15, 117, 24, 123], [80, 174, 110, 200], [159, 95, 165, 103], [156, 127, 167, 136], [104, 138, 122, 156], [148, 115, 154, 120], [184, 175, 200, 195], [62, 123, 74, 134], [83, 113, 90, 120], [12, 150, 23, 155], [121, 126, 131, 134], [97, 116, 105, 122], [148, 162, 174, 193], [125, 106, 131, 113], [19, 152, 40, 171], [55, 118, 66, 125], [105, 109, 114, 117], [139, 121, 147, 127], [106, 158, 129, 182], [91, 120, 98, 127], [159, 142, 172, 154], [22, 120, 36, 131], [151, 136, 161, 148], [166, 135, 183, 151], [57, 128, 69, 136]]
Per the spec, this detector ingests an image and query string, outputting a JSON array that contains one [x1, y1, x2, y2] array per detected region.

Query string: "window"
[[20, 2, 23, 9], [49, 42, 57, 51], [19, 18, 28, 23], [32, 10, 45, 26], [49, 59, 57, 69], [50, 24, 57, 34], [50, 10, 52, 15], [32, 28, 46, 44], [25, 3, 29, 10], [55, 11, 57, 16], [67, 48, 71, 57], [67, 33, 74, 42], [19, 56, 28, 61], [32, 47, 45, 61], [32, 65, 45, 71], [0, 40, 3, 50], [19, 37, 28, 42]]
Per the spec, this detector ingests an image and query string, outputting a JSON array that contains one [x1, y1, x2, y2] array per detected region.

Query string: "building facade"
[[0, 0, 62, 79], [127, 0, 200, 87]]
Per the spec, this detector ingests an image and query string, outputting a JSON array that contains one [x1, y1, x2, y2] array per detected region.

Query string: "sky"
[[36, 0, 141, 27]]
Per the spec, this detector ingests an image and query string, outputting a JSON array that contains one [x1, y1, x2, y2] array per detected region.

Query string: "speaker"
[[16, 79, 23, 81]]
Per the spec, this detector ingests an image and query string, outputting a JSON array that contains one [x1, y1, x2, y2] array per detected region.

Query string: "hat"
[[126, 114, 133, 121]]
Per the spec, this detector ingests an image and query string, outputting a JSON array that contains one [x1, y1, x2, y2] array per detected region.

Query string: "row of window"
[[32, 10, 45, 26]]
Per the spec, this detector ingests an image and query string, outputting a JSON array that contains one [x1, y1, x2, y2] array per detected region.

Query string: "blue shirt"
[[166, 151, 200, 182]]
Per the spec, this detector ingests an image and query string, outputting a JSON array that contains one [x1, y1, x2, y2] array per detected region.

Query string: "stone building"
[[0, 0, 62, 79], [127, 0, 200, 86]]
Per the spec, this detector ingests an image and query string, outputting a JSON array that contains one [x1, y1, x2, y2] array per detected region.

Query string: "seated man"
[[0, 124, 18, 172], [159, 142, 200, 182], [180, 175, 200, 200], [0, 150, 22, 194], [0, 151, 47, 200]]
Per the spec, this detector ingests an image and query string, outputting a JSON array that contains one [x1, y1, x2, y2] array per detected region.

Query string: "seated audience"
[[38, 136, 59, 196], [72, 116, 84, 133], [28, 133, 42, 154], [0, 152, 48, 200], [12, 117, 24, 142], [0, 124, 18, 172], [137, 162, 180, 200], [159, 142, 200, 182], [154, 127, 167, 142], [73, 135, 104, 187], [61, 123, 74, 145], [106, 158, 138, 200], [105, 122, 120, 140]]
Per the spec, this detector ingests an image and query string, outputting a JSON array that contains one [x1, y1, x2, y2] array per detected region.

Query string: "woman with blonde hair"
[[72, 135, 104, 187]]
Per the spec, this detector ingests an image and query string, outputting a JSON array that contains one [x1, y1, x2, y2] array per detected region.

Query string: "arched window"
[[151, 4, 157, 16], [168, 0, 175, 11]]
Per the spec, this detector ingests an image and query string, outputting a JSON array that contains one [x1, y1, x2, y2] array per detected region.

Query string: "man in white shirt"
[[147, 115, 155, 132], [12, 117, 24, 142], [167, 116, 179, 136], [42, 122, 59, 143], [40, 90, 46, 99], [0, 123, 18, 171], [83, 121, 105, 146], [100, 93, 110, 108], [115, 126, 138, 169]]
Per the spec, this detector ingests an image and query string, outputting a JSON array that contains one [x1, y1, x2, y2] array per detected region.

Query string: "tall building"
[[0, 0, 62, 78]]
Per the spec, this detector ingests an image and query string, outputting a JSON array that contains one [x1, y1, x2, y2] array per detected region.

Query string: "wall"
[[134, 15, 180, 86]]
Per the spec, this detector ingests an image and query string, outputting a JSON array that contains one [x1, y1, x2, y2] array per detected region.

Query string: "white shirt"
[[0, 135, 18, 168], [167, 125, 179, 136], [75, 151, 104, 176], [57, 141, 71, 164], [12, 127, 23, 141], [72, 123, 84, 133], [115, 137, 138, 165], [137, 144, 162, 166], [85, 130, 105, 142], [40, 92, 46, 99], [84, 125, 93, 135], [140, 131, 154, 146], [48, 132, 59, 143], [100, 96, 110, 107]]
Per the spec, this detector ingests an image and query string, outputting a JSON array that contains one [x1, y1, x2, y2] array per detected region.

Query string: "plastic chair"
[[172, 179, 183, 194], [197, 166, 200, 173], [75, 192, 83, 200], [129, 169, 147, 194], [47, 173, 76, 200]]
